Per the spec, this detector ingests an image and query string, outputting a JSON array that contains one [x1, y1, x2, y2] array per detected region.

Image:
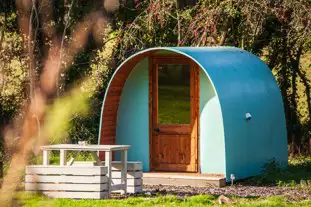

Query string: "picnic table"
[[40, 144, 130, 196]]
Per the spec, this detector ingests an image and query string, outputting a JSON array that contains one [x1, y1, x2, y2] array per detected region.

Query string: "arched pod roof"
[[98, 47, 287, 179]]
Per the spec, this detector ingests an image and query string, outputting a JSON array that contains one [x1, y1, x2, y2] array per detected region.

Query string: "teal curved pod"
[[98, 47, 288, 180]]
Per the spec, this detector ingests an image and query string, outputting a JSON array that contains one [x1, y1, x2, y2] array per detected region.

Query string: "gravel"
[[142, 184, 311, 201]]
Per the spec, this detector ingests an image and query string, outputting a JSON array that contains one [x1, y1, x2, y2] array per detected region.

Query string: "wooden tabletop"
[[40, 144, 130, 151]]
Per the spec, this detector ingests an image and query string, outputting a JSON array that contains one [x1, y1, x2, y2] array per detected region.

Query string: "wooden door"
[[149, 56, 199, 172]]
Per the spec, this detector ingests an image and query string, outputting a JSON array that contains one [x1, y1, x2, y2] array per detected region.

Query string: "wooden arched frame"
[[149, 55, 200, 172], [99, 51, 157, 159]]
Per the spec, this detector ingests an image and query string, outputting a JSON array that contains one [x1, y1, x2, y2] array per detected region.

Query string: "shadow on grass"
[[238, 157, 311, 187]]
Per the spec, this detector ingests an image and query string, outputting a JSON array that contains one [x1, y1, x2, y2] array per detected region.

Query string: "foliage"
[[0, 1, 121, 203], [0, 0, 116, 151], [65, 26, 116, 145], [114, 0, 180, 60], [244, 157, 311, 187], [0, 12, 27, 127]]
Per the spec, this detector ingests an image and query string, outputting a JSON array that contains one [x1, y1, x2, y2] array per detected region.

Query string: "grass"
[[17, 193, 311, 207], [29, 151, 94, 166], [158, 85, 190, 124], [14, 157, 311, 206], [243, 157, 311, 187]]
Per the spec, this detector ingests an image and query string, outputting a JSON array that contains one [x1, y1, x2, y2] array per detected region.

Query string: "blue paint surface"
[[174, 47, 288, 180], [115, 58, 150, 171], [199, 70, 226, 174], [99, 47, 288, 180]]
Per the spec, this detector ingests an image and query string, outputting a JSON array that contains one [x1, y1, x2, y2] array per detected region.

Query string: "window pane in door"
[[158, 64, 190, 124]]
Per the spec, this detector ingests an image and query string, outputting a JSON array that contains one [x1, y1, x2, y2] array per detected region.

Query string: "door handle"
[[153, 128, 160, 133]]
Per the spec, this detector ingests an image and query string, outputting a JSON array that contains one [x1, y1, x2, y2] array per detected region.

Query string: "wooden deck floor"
[[143, 172, 226, 187]]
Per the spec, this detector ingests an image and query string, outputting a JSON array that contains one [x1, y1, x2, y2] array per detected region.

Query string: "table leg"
[[121, 150, 127, 195], [91, 151, 102, 166], [43, 150, 50, 165], [105, 151, 112, 198], [67, 151, 80, 166], [60, 149, 67, 166]]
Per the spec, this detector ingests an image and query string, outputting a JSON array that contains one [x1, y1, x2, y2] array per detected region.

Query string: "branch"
[[57, 0, 75, 96]]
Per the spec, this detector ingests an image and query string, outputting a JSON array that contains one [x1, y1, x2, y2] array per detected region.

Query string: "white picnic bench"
[[33, 144, 130, 198]]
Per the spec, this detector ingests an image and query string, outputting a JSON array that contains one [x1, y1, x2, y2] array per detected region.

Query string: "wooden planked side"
[[25, 183, 108, 192], [113, 186, 143, 194], [192, 64, 200, 172], [143, 177, 226, 187], [111, 171, 142, 179], [26, 166, 107, 176], [25, 175, 108, 184], [151, 59, 158, 170], [99, 56, 140, 146], [110, 184, 126, 191], [71, 161, 96, 166], [72, 160, 143, 171], [126, 185, 143, 193], [41, 191, 108, 199], [111, 178, 142, 186], [148, 57, 154, 170], [102, 161, 142, 171]]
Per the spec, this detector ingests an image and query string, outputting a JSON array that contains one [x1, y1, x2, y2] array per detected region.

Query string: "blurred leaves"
[[0, 1, 119, 205], [43, 89, 89, 144]]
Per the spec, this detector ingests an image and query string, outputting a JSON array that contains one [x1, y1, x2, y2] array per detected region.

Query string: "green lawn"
[[15, 156, 311, 207], [18, 193, 311, 207], [158, 85, 190, 124]]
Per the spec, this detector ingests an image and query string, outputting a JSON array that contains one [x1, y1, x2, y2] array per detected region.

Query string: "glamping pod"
[[98, 47, 288, 181]]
